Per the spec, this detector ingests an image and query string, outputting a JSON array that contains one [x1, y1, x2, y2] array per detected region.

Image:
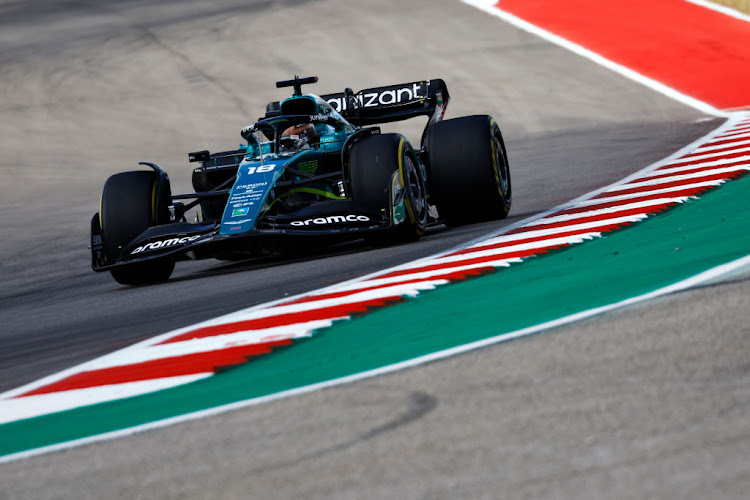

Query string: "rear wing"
[[321, 79, 450, 127], [264, 79, 450, 132]]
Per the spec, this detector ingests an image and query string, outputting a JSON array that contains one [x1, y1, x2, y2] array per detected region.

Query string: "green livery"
[[90, 76, 512, 285]]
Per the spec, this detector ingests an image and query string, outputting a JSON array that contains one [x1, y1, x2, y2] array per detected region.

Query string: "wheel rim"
[[403, 156, 426, 223], [492, 134, 510, 199]]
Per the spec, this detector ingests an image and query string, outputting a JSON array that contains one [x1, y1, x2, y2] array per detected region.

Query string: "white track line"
[[4, 251, 748, 464], [694, 138, 750, 153], [0, 374, 212, 426], [607, 166, 750, 191], [684, 0, 750, 23], [524, 200, 682, 226], [464, 216, 647, 250], [403, 233, 601, 267], [461, 0, 729, 117], [576, 181, 723, 206], [86, 321, 328, 370], [716, 128, 750, 139], [668, 146, 750, 164], [644, 157, 750, 176], [2, 104, 748, 462]]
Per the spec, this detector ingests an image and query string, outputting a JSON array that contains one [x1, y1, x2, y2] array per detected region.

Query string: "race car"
[[90, 76, 512, 285]]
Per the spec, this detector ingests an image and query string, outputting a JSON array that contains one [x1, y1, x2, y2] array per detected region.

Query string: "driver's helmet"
[[281, 122, 319, 150], [279, 96, 338, 151]]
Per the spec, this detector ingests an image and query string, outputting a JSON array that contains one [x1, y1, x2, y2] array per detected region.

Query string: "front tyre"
[[427, 115, 511, 225], [100, 170, 174, 285], [349, 133, 428, 245]]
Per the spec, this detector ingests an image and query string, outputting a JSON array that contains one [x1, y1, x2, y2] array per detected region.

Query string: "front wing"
[[91, 203, 389, 272]]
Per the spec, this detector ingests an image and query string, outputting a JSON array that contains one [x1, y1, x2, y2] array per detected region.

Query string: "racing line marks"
[[1, 114, 749, 427]]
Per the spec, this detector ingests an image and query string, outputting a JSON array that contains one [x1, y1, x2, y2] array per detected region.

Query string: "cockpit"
[[241, 94, 355, 158]]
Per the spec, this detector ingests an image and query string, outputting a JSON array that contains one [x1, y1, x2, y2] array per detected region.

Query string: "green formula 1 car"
[[90, 76, 511, 285]]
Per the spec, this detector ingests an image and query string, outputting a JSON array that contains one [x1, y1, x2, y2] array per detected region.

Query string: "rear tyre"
[[100, 170, 174, 285], [427, 115, 511, 225], [349, 133, 427, 245]]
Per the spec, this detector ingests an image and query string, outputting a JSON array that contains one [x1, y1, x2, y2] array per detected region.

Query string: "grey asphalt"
[[2, 0, 747, 498]]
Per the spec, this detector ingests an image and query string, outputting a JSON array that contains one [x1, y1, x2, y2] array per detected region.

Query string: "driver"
[[281, 122, 319, 150]]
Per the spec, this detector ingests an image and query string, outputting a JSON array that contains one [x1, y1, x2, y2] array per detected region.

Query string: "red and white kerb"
[[1, 114, 749, 425]]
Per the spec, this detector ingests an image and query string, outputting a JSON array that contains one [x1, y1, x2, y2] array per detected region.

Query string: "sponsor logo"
[[327, 82, 426, 112], [232, 207, 249, 216], [290, 214, 371, 226], [234, 182, 267, 190], [310, 114, 328, 122], [131, 235, 201, 254]]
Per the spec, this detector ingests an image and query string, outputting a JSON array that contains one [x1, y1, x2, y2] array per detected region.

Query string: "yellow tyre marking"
[[398, 138, 418, 225], [398, 138, 406, 187]]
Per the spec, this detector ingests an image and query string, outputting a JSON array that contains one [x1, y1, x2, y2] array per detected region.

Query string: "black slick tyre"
[[427, 115, 511, 225], [100, 170, 174, 285], [349, 133, 427, 245]]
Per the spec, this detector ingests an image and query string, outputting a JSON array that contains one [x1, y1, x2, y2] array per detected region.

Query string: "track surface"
[[1, 0, 746, 497]]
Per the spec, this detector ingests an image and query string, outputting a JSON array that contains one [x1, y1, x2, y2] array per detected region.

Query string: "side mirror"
[[344, 87, 361, 127], [188, 150, 210, 163], [344, 87, 358, 109]]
